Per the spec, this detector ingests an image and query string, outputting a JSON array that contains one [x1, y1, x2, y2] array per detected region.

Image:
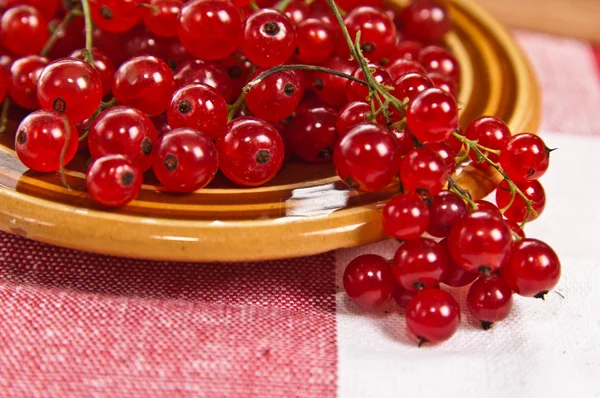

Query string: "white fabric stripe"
[[335, 132, 600, 398]]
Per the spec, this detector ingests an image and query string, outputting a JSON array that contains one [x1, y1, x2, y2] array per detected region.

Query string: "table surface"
[[1, 31, 600, 397]]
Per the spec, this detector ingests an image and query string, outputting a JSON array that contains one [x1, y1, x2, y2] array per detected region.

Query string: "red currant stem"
[[243, 64, 368, 94], [249, 1, 260, 11], [448, 176, 477, 209], [452, 131, 539, 220], [500, 184, 517, 213], [228, 92, 246, 121], [80, 0, 96, 67], [454, 145, 470, 164], [40, 11, 75, 57], [78, 97, 118, 142], [274, 0, 294, 12], [373, 93, 391, 125], [475, 143, 501, 156], [0, 97, 11, 135], [59, 115, 72, 190], [137, 3, 160, 12]]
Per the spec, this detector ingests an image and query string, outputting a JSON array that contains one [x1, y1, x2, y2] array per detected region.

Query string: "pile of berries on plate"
[[0, 0, 561, 345]]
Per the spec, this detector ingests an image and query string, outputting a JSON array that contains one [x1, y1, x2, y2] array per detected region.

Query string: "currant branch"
[[80, 0, 96, 67], [41, 10, 76, 57]]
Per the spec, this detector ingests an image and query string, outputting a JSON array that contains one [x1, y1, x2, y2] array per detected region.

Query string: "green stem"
[[137, 3, 160, 12], [78, 98, 117, 142], [80, 0, 95, 67], [0, 97, 11, 135], [60, 115, 72, 190], [228, 93, 246, 121], [249, 1, 260, 11], [40, 11, 75, 57], [275, 0, 294, 11], [448, 176, 476, 209]]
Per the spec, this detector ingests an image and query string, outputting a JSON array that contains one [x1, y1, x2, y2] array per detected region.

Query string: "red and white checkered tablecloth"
[[1, 31, 600, 397]]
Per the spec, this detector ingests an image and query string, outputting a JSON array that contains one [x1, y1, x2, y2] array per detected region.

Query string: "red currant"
[[0, 5, 49, 56], [313, 56, 356, 107], [217, 117, 285, 187], [388, 40, 423, 62], [467, 276, 513, 329], [465, 116, 511, 166], [336, 101, 376, 138], [124, 26, 166, 59], [295, 18, 335, 64], [382, 193, 429, 240], [283, 0, 309, 25], [426, 190, 468, 237], [343, 254, 395, 310], [501, 238, 561, 298], [429, 72, 458, 98], [15, 110, 78, 172], [400, 148, 449, 197], [393, 284, 417, 308], [391, 127, 416, 156], [426, 141, 456, 175], [505, 219, 526, 240], [400, 0, 451, 42], [419, 45, 460, 83], [386, 58, 426, 81], [89, 0, 143, 33], [143, 0, 183, 38], [406, 288, 460, 345], [499, 133, 550, 182], [178, 0, 243, 60], [71, 48, 116, 97], [245, 69, 303, 122], [392, 238, 447, 291], [153, 128, 219, 192], [89, 106, 158, 172], [439, 238, 479, 287], [5, 0, 59, 19], [241, 9, 296, 67], [335, 123, 400, 191], [406, 88, 458, 143], [46, 16, 85, 59], [287, 106, 337, 163], [474, 200, 503, 219], [496, 179, 546, 223], [219, 52, 253, 100], [173, 60, 233, 103], [113, 55, 175, 117], [346, 64, 392, 103], [392, 72, 433, 103], [447, 210, 513, 274], [336, 0, 383, 11], [86, 155, 143, 208], [8, 55, 49, 110], [343, 6, 396, 62]]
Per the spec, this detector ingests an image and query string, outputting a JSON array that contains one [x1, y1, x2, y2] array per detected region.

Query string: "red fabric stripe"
[[0, 232, 337, 397]]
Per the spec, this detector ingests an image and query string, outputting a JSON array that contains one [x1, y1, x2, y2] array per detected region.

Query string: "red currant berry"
[[0, 69, 8, 103], [382, 193, 429, 240], [447, 210, 513, 274], [219, 51, 253, 97], [419, 45, 460, 83], [217, 117, 285, 187], [89, 106, 158, 172], [406, 289, 460, 345], [92, 26, 129, 65], [178, 0, 243, 60], [445, 129, 463, 156], [499, 133, 550, 183], [465, 116, 511, 166], [501, 238, 561, 298], [467, 276, 513, 329], [426, 190, 468, 238], [336, 0, 383, 11], [388, 40, 423, 62], [89, 0, 143, 33], [391, 127, 416, 156], [392, 238, 447, 291], [429, 72, 458, 98], [392, 72, 433, 103], [15, 110, 78, 172], [173, 60, 234, 103], [393, 284, 417, 308], [113, 55, 175, 117], [505, 219, 526, 240], [151, 113, 172, 137], [37, 58, 103, 124], [124, 26, 166, 59], [5, 0, 59, 19], [335, 123, 400, 191], [0, 5, 49, 56], [161, 37, 193, 70], [400, 148, 448, 197], [496, 179, 546, 223], [426, 141, 456, 174], [343, 254, 395, 310], [295, 18, 335, 64], [439, 238, 479, 287], [346, 64, 392, 103], [86, 155, 143, 208], [245, 69, 303, 122], [400, 0, 451, 42], [474, 200, 503, 219], [313, 56, 356, 107], [282, 0, 309, 25], [241, 9, 296, 67], [46, 16, 85, 59], [343, 6, 396, 62], [71, 48, 116, 97], [406, 88, 458, 143], [386, 58, 426, 81], [288, 106, 337, 163], [153, 128, 219, 192], [336, 101, 376, 138], [8, 55, 49, 110], [142, 0, 183, 38]]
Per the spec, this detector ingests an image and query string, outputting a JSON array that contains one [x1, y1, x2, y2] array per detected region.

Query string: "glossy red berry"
[[335, 123, 400, 191], [86, 155, 143, 208], [336, 101, 376, 138], [392, 72, 433, 103], [0, 69, 8, 103], [245, 70, 303, 122], [391, 127, 416, 156], [178, 0, 243, 60], [406, 88, 459, 143], [400, 148, 449, 197], [173, 60, 233, 103], [153, 128, 219, 192], [499, 133, 550, 182], [426, 141, 456, 175], [496, 179, 546, 223], [123, 26, 166, 59], [113, 55, 175, 117], [287, 106, 338, 163], [37, 58, 103, 124], [427, 190, 468, 237], [388, 40, 423, 62], [474, 200, 503, 219], [343, 6, 396, 62], [419, 45, 460, 83], [89, 106, 158, 172], [445, 129, 463, 156], [143, 0, 183, 38], [167, 84, 228, 141], [8, 55, 49, 110], [5, 0, 59, 19], [15, 110, 78, 172], [393, 284, 417, 308], [501, 238, 561, 298], [439, 238, 479, 287], [447, 210, 513, 274], [217, 117, 285, 187], [295, 18, 334, 64], [467, 276, 513, 329], [242, 9, 296, 67], [392, 238, 447, 291], [429, 72, 458, 98], [313, 56, 356, 107], [219, 52, 253, 99], [400, 0, 451, 42], [386, 58, 426, 81], [347, 64, 392, 103], [0, 5, 49, 56], [382, 193, 429, 240], [465, 116, 511, 166], [283, 0, 309, 25], [505, 219, 526, 240], [343, 254, 395, 310], [71, 48, 116, 97], [89, 0, 143, 33], [406, 289, 460, 345]]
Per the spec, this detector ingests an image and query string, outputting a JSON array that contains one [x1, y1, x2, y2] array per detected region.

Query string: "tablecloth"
[[1, 31, 600, 397]]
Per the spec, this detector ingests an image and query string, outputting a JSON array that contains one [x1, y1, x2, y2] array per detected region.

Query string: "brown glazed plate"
[[0, 0, 541, 262]]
